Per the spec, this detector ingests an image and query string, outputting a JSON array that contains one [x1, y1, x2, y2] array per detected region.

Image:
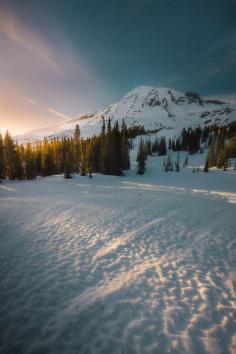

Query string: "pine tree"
[[73, 124, 81, 173], [175, 152, 180, 172], [159, 136, 166, 156], [35, 142, 42, 175], [15, 144, 25, 180], [80, 141, 87, 176], [64, 152, 73, 178], [98, 118, 107, 173], [208, 132, 216, 167], [4, 131, 18, 179], [121, 120, 130, 170], [146, 139, 152, 156], [165, 155, 172, 172], [137, 138, 147, 175], [2, 121, 131, 180], [152, 137, 159, 153], [42, 140, 55, 176], [25, 143, 37, 179], [226, 133, 236, 159], [217, 147, 227, 169], [109, 122, 122, 175], [183, 153, 188, 167]]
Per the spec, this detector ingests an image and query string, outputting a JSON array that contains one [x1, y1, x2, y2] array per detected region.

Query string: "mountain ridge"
[[16, 86, 236, 142]]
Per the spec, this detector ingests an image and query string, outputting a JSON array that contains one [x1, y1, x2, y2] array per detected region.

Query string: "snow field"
[[0, 150, 236, 354]]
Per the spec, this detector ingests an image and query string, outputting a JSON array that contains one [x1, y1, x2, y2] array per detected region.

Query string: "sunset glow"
[[0, 1, 235, 135]]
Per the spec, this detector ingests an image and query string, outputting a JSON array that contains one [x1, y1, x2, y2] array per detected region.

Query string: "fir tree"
[[137, 138, 147, 175], [217, 147, 227, 169], [158, 136, 166, 156], [25, 143, 37, 179], [175, 152, 180, 172], [203, 156, 209, 172], [73, 124, 81, 173], [15, 144, 25, 180], [121, 120, 130, 170], [4, 131, 18, 180], [64, 153, 73, 178], [109, 122, 122, 175], [165, 155, 172, 172], [152, 137, 159, 153], [183, 153, 188, 167]]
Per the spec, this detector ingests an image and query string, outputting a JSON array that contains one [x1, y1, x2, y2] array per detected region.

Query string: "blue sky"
[[0, 0, 235, 134]]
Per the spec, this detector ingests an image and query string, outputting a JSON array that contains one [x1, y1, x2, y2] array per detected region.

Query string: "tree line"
[[0, 119, 131, 180], [136, 123, 236, 175], [204, 126, 236, 171]]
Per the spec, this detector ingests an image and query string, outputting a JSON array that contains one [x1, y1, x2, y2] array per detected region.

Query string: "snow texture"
[[0, 148, 236, 354]]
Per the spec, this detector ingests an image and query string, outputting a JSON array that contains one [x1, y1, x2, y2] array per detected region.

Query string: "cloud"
[[0, 83, 69, 135], [0, 3, 103, 86], [0, 4, 109, 134], [26, 98, 71, 120], [0, 7, 63, 76], [206, 93, 236, 104]]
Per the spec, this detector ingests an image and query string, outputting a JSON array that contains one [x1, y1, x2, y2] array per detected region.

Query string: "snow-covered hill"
[[16, 86, 236, 142]]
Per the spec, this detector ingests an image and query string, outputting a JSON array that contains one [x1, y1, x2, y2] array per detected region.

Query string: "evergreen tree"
[[175, 152, 180, 172], [183, 153, 188, 167], [158, 136, 166, 156], [80, 141, 87, 176], [2, 121, 130, 180], [73, 124, 81, 173], [121, 120, 130, 170], [165, 155, 173, 172], [4, 131, 18, 179], [226, 133, 236, 159], [109, 121, 122, 175], [146, 139, 152, 156], [35, 142, 42, 175], [15, 144, 25, 180], [152, 137, 159, 153], [25, 143, 37, 179], [64, 153, 73, 178], [217, 147, 227, 169], [137, 138, 147, 175], [208, 133, 217, 167]]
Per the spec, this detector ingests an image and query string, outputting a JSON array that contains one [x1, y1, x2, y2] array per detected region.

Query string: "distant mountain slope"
[[16, 86, 236, 142]]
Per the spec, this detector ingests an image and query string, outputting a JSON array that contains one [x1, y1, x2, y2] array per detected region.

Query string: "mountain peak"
[[16, 86, 235, 143]]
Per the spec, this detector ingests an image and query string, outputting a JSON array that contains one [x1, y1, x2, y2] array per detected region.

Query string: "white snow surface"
[[16, 86, 236, 142], [0, 148, 236, 354]]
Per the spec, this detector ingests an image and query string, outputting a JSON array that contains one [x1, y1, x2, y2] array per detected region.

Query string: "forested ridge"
[[1, 120, 236, 180]]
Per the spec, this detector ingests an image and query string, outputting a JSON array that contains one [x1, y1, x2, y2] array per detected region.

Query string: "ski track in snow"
[[0, 153, 236, 354]]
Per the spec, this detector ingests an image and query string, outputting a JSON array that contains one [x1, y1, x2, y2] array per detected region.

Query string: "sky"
[[0, 0, 236, 135]]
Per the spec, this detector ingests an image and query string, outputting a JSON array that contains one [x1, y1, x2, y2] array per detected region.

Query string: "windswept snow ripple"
[[0, 166, 236, 354]]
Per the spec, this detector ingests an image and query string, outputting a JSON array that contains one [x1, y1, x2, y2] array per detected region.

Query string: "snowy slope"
[[0, 148, 236, 354], [16, 86, 236, 142]]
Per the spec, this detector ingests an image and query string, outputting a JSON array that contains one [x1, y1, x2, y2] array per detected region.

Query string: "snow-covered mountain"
[[16, 86, 236, 142]]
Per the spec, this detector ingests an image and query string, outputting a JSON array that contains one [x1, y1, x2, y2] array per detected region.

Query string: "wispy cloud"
[[0, 3, 103, 86], [0, 4, 107, 134], [0, 7, 63, 76], [206, 93, 236, 104], [26, 98, 71, 120]]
